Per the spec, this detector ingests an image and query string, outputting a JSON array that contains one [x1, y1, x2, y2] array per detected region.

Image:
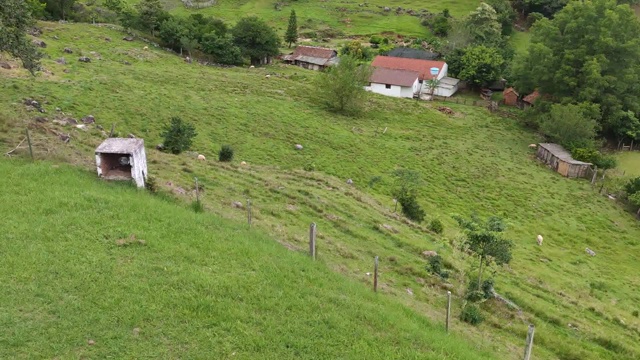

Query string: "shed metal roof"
[[538, 143, 592, 165], [96, 138, 145, 154], [370, 67, 419, 87]]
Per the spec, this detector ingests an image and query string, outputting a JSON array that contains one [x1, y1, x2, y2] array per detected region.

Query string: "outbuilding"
[[536, 143, 592, 178], [503, 87, 519, 106], [366, 67, 420, 98], [95, 138, 148, 188], [282, 46, 338, 71]]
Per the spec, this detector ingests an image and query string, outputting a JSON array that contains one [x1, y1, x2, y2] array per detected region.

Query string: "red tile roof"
[[523, 90, 540, 104], [371, 56, 445, 80], [503, 87, 519, 96], [370, 68, 419, 87]]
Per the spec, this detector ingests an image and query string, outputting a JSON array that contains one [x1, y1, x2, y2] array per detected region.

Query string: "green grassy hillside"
[[0, 160, 495, 359], [2, 23, 640, 360]]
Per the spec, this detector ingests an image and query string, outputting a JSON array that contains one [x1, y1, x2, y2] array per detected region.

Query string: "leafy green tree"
[[232, 16, 280, 65], [486, 0, 516, 35], [316, 55, 371, 115], [540, 103, 599, 149], [511, 0, 640, 140], [104, 0, 124, 13], [43, 0, 75, 20], [135, 0, 168, 36], [455, 214, 513, 290], [465, 2, 502, 45], [284, 9, 298, 47], [391, 169, 426, 222], [629, 192, 640, 217], [188, 14, 227, 43], [159, 17, 189, 51], [26, 0, 46, 18], [161, 117, 197, 155], [200, 33, 243, 65], [339, 40, 372, 61], [513, 0, 568, 18], [448, 45, 504, 88], [180, 36, 199, 58], [0, 0, 42, 74]]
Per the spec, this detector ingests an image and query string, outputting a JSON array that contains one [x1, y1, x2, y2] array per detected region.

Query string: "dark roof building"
[[282, 46, 338, 70]]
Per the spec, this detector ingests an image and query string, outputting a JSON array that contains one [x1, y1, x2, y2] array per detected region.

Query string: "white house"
[[366, 67, 420, 98], [370, 56, 459, 98]]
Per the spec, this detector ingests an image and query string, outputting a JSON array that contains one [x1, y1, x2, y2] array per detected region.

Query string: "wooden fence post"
[[25, 129, 33, 160], [109, 123, 115, 137], [373, 256, 379, 292], [591, 166, 598, 185], [446, 291, 451, 333], [247, 199, 252, 227], [523, 324, 535, 360], [309, 223, 317, 260]]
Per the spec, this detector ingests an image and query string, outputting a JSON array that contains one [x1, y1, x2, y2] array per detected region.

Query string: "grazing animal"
[[585, 248, 596, 256], [197, 154, 206, 161], [143, 46, 148, 50], [240, 161, 247, 165], [265, 74, 271, 79], [537, 234, 543, 246]]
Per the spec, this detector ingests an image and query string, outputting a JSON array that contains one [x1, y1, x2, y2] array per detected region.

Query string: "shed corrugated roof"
[[370, 67, 419, 87], [371, 56, 445, 80], [96, 138, 144, 154], [282, 46, 337, 66], [538, 143, 592, 165]]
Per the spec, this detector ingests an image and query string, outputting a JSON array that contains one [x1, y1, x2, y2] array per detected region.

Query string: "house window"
[[385, 84, 391, 89]]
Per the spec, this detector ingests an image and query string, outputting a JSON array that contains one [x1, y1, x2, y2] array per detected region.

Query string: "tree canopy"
[[465, 3, 502, 45], [232, 17, 280, 65], [448, 45, 504, 88], [511, 0, 640, 142], [315, 55, 371, 115], [0, 0, 41, 74]]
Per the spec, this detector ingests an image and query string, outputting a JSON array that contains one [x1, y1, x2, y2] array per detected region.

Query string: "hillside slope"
[[1, 23, 640, 359], [0, 160, 494, 359]]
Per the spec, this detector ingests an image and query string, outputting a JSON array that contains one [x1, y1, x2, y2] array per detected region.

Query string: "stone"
[[78, 56, 91, 63], [32, 39, 47, 48], [105, 37, 111, 42], [406, 288, 414, 296], [59, 134, 71, 143], [96, 124, 104, 130], [123, 36, 134, 41], [132, 328, 140, 337], [65, 117, 78, 125], [232, 201, 244, 209], [346, 178, 353, 185], [421, 250, 438, 258], [53, 35, 59, 40], [55, 57, 66, 65], [82, 115, 95, 124], [585, 247, 596, 257], [240, 161, 247, 165], [294, 144, 303, 150], [63, 47, 73, 54], [123, 61, 132, 66], [55, 107, 61, 112], [384, 6, 390, 11], [156, 144, 164, 151], [75, 124, 87, 130], [128, 133, 136, 138], [380, 224, 398, 233], [34, 117, 48, 123], [38, 108, 46, 113], [0, 62, 12, 69], [87, 339, 95, 346], [63, 69, 71, 73]]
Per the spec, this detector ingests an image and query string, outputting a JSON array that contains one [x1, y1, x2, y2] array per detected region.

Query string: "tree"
[[455, 214, 513, 290], [513, 0, 568, 18], [0, 0, 42, 74], [448, 45, 504, 88], [159, 17, 189, 51], [315, 55, 371, 115], [26, 0, 46, 19], [231, 16, 280, 65], [43, 0, 76, 20], [135, 0, 168, 36], [284, 9, 298, 47], [486, 0, 516, 35], [161, 117, 197, 154], [180, 36, 199, 58], [465, 3, 502, 45], [104, 0, 124, 13], [200, 33, 243, 65], [540, 103, 599, 149], [339, 41, 372, 61], [392, 169, 426, 222], [511, 0, 640, 140]]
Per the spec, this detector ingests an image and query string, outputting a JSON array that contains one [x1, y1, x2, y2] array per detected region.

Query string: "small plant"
[[427, 255, 449, 279], [397, 192, 426, 223], [145, 176, 158, 193], [632, 310, 639, 318], [303, 162, 316, 171], [481, 279, 494, 299], [428, 218, 444, 234], [368, 175, 382, 188], [460, 304, 484, 325], [218, 145, 234, 162], [191, 199, 204, 213], [161, 116, 197, 155]]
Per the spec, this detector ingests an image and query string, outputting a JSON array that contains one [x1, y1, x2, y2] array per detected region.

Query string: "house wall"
[[504, 93, 518, 106], [433, 83, 458, 97], [438, 64, 448, 80], [369, 83, 404, 98], [95, 145, 147, 188]]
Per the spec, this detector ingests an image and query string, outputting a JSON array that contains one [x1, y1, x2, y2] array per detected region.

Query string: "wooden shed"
[[503, 87, 519, 106], [536, 143, 591, 178]]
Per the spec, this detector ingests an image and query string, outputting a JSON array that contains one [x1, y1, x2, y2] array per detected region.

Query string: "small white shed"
[[366, 67, 420, 98], [95, 138, 148, 188]]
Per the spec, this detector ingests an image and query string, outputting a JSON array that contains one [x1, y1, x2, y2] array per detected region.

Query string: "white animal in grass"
[[537, 234, 543, 246]]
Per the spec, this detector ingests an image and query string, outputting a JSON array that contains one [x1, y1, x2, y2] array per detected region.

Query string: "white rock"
[[294, 144, 303, 150]]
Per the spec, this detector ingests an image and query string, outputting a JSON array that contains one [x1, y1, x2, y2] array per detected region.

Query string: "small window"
[[385, 84, 391, 89]]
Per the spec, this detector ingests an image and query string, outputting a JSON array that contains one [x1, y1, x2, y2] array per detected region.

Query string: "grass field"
[[616, 152, 640, 177], [116, 0, 480, 36], [2, 23, 640, 359], [0, 160, 497, 359]]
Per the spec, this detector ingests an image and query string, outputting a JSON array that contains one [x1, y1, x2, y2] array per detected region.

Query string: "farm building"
[[523, 90, 540, 107], [503, 88, 519, 106], [386, 47, 438, 60], [536, 143, 592, 178], [95, 138, 148, 188], [282, 46, 338, 70], [366, 67, 420, 98], [370, 56, 459, 97]]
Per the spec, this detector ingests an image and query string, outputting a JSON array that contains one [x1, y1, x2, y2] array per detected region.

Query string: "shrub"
[[427, 255, 449, 279], [191, 199, 204, 213], [526, 12, 544, 28], [632, 310, 639, 318], [481, 279, 494, 299], [460, 304, 484, 325], [397, 192, 426, 223], [218, 145, 234, 162], [625, 177, 640, 196], [303, 162, 316, 171], [145, 176, 158, 193], [428, 218, 444, 234], [161, 116, 197, 154]]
